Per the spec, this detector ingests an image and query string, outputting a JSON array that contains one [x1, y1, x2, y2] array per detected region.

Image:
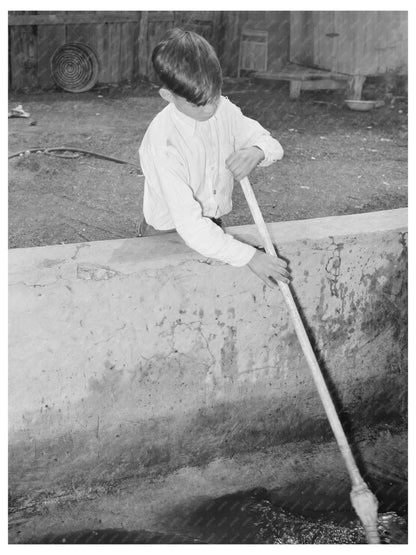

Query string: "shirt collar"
[[170, 103, 198, 136]]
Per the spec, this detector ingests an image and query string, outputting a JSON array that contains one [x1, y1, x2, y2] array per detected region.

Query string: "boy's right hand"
[[247, 249, 291, 288]]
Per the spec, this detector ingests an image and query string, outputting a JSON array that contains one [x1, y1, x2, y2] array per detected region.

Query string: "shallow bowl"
[[345, 99, 376, 111]]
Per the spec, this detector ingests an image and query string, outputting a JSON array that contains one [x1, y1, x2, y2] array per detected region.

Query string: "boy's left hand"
[[225, 146, 264, 181]]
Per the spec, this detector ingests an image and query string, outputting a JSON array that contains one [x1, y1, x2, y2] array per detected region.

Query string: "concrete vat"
[[9, 209, 407, 541]]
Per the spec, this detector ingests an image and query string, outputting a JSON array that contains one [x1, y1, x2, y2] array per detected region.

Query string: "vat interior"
[[11, 422, 407, 544]]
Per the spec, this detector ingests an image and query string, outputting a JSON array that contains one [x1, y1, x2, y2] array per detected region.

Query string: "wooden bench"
[[254, 64, 365, 100]]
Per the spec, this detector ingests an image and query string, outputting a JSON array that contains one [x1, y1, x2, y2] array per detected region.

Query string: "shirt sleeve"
[[140, 143, 256, 267], [227, 99, 284, 166]]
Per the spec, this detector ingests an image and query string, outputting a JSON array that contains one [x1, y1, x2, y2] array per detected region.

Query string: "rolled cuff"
[[253, 137, 284, 166]]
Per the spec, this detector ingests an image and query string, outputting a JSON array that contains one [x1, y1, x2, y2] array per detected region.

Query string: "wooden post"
[[346, 74, 366, 100], [289, 80, 302, 99]]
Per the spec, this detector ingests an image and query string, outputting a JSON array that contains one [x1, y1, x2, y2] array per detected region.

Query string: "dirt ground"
[[8, 78, 408, 249]]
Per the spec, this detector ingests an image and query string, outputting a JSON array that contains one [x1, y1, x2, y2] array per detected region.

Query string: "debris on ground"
[[8, 105, 30, 118]]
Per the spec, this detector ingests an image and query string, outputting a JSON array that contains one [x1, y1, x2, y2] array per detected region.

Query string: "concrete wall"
[[9, 209, 407, 518]]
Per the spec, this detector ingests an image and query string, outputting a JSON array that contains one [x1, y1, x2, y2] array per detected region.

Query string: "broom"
[[239, 176, 380, 544]]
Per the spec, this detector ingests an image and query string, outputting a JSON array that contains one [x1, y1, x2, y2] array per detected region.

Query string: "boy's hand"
[[247, 249, 291, 288], [226, 146, 264, 181]]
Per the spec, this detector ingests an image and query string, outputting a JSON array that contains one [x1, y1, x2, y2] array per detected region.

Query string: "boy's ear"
[[159, 88, 174, 103]]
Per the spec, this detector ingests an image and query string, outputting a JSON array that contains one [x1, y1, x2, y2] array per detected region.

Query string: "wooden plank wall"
[[290, 11, 408, 75], [8, 11, 223, 90], [9, 11, 409, 90], [350, 11, 408, 74], [9, 12, 145, 90]]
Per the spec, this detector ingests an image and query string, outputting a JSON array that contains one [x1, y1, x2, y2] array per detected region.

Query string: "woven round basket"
[[51, 42, 99, 93]]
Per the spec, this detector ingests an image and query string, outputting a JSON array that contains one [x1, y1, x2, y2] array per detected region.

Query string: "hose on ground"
[[8, 147, 143, 173]]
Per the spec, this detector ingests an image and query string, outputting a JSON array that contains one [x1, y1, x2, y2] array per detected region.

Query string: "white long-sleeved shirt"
[[139, 96, 284, 266]]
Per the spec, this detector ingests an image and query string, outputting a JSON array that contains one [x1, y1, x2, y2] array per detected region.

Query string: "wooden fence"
[[8, 11, 235, 90], [11, 11, 404, 92]]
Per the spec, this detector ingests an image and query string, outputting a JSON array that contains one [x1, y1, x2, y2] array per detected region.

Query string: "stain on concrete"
[[359, 237, 407, 346], [220, 326, 238, 381], [40, 258, 66, 268], [77, 263, 119, 281], [325, 238, 344, 298]]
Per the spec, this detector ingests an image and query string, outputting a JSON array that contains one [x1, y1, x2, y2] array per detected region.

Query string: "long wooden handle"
[[240, 177, 364, 487]]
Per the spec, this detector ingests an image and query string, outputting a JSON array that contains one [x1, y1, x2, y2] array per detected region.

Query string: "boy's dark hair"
[[152, 28, 223, 106]]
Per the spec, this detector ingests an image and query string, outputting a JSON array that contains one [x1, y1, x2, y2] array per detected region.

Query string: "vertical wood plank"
[[137, 11, 149, 78], [220, 11, 242, 77], [356, 11, 372, 74], [346, 11, 358, 75], [332, 12, 341, 73], [333, 11, 347, 73], [367, 12, 377, 73], [9, 25, 38, 89], [9, 26, 24, 89], [147, 19, 157, 82], [399, 11, 408, 72], [108, 22, 121, 83], [314, 11, 336, 71], [314, 11, 323, 68], [37, 24, 65, 89], [311, 12, 319, 69], [328, 12, 337, 72], [290, 11, 306, 64], [119, 22, 134, 82], [26, 25, 38, 88], [400, 11, 408, 71], [289, 11, 300, 62], [211, 11, 222, 56], [384, 12, 397, 71], [354, 11, 365, 74], [290, 11, 313, 66], [96, 23, 110, 83]]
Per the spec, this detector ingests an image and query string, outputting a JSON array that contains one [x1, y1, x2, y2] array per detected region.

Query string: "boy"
[[139, 28, 290, 288]]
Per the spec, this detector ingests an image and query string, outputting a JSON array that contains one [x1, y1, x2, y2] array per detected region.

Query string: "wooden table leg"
[[347, 75, 366, 100], [289, 80, 302, 99]]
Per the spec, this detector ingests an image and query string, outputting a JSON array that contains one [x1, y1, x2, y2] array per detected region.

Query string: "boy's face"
[[160, 88, 221, 122]]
